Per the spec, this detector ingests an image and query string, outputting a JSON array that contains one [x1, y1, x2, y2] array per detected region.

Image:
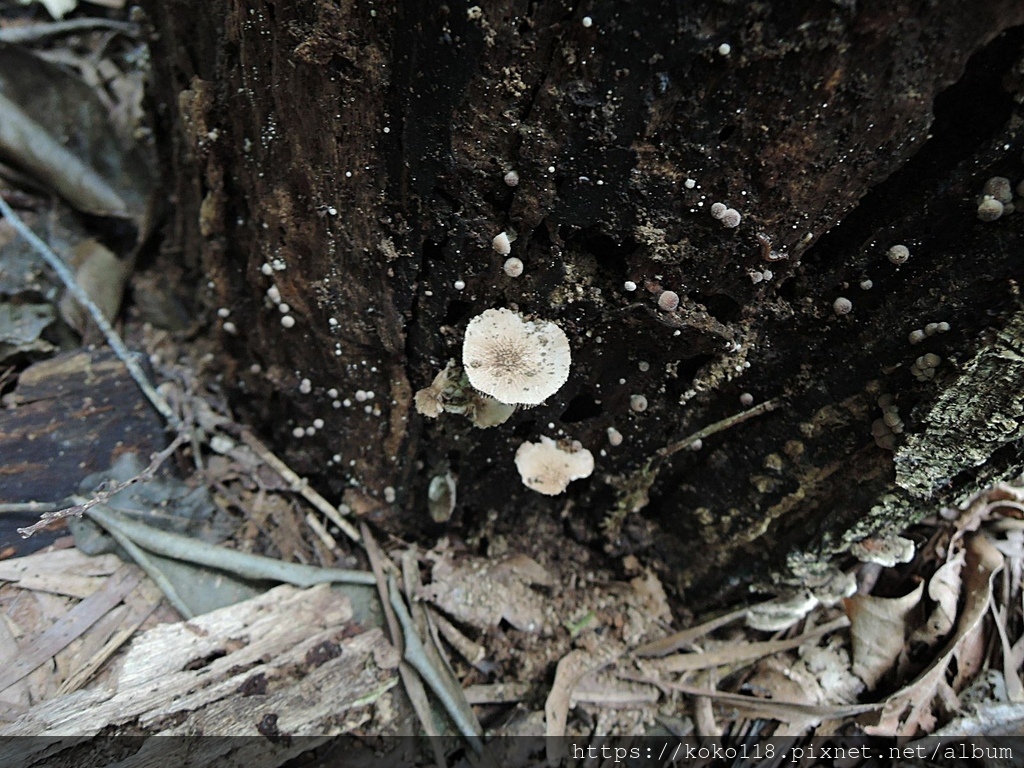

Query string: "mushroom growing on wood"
[[462, 308, 571, 405], [514, 436, 594, 495]]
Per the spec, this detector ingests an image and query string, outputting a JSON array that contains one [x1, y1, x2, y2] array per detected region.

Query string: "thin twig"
[[389, 574, 484, 754], [84, 505, 376, 586], [0, 18, 139, 43], [16, 434, 188, 538], [0, 195, 178, 429], [0, 502, 59, 514], [239, 428, 361, 543], [658, 397, 782, 458]]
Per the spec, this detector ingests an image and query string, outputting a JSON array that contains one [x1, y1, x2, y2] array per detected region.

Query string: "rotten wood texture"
[[142, 0, 1024, 605], [0, 351, 168, 555], [0, 584, 398, 758]]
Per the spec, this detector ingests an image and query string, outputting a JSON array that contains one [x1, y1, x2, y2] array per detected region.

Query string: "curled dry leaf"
[[845, 580, 924, 690], [866, 534, 1003, 736], [58, 240, 131, 336], [908, 551, 964, 647]]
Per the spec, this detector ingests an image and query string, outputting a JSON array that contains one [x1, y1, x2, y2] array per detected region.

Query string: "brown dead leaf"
[[845, 579, 924, 690], [58, 239, 130, 336], [909, 551, 964, 648], [866, 534, 1002, 736], [420, 553, 553, 632]]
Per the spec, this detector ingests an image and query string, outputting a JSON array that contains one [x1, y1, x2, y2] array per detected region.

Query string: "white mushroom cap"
[[514, 436, 594, 495], [462, 308, 571, 405]]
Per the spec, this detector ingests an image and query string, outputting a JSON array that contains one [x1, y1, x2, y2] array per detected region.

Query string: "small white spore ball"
[[462, 308, 571, 405], [833, 297, 852, 315], [515, 436, 594, 495], [710, 202, 728, 219], [978, 196, 1003, 222], [492, 231, 512, 254], [982, 176, 1013, 204], [503, 257, 524, 277], [720, 208, 742, 228], [658, 290, 680, 311], [887, 245, 910, 265], [503, 170, 520, 187]]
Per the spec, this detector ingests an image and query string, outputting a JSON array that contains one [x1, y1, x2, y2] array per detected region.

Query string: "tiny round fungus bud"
[[503, 170, 520, 187], [983, 176, 1013, 204], [291, 426, 304, 438], [720, 208, 742, 228], [739, 392, 754, 406], [462, 308, 571, 405], [718, 42, 731, 56], [924, 322, 939, 336], [937, 321, 950, 333], [503, 257, 524, 277], [623, 280, 637, 292], [281, 315, 295, 328], [908, 329, 926, 344], [832, 297, 852, 315], [922, 352, 941, 367], [887, 245, 910, 265], [710, 202, 728, 219], [860, 279, 873, 290], [492, 231, 512, 255], [629, 394, 648, 412], [454, 279, 466, 290], [978, 196, 1004, 222], [581, 15, 593, 27], [606, 427, 623, 446], [690, 438, 703, 451], [515, 436, 594, 495], [658, 290, 680, 311], [222, 321, 237, 335]]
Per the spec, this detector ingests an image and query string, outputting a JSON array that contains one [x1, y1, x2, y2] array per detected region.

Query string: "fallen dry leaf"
[[845, 579, 924, 690], [420, 553, 553, 632], [866, 534, 1003, 736], [909, 551, 964, 648]]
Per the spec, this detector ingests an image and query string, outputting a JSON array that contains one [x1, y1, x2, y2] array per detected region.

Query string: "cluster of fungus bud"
[[749, 269, 774, 284], [710, 202, 742, 228], [977, 176, 1015, 221], [887, 244, 910, 265], [907, 321, 949, 345], [462, 308, 571, 405], [911, 352, 941, 382], [514, 436, 594, 495], [871, 394, 904, 451], [832, 297, 853, 316]]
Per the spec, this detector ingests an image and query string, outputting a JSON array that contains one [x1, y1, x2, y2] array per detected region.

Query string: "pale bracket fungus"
[[514, 436, 594, 495], [462, 308, 571, 406]]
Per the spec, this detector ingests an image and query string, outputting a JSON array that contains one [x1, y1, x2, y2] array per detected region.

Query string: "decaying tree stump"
[[141, 0, 1024, 606]]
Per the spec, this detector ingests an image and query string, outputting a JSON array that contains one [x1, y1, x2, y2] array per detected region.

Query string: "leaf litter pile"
[[1, 2, 1023, 763]]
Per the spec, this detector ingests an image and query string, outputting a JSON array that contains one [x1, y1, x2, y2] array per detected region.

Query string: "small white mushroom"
[[657, 290, 680, 311], [462, 308, 571, 405], [887, 244, 910, 265], [833, 297, 852, 315], [503, 257, 524, 277], [710, 202, 728, 219], [978, 196, 1004, 222], [492, 231, 512, 254], [514, 436, 594, 495], [719, 208, 742, 228], [503, 170, 520, 187]]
